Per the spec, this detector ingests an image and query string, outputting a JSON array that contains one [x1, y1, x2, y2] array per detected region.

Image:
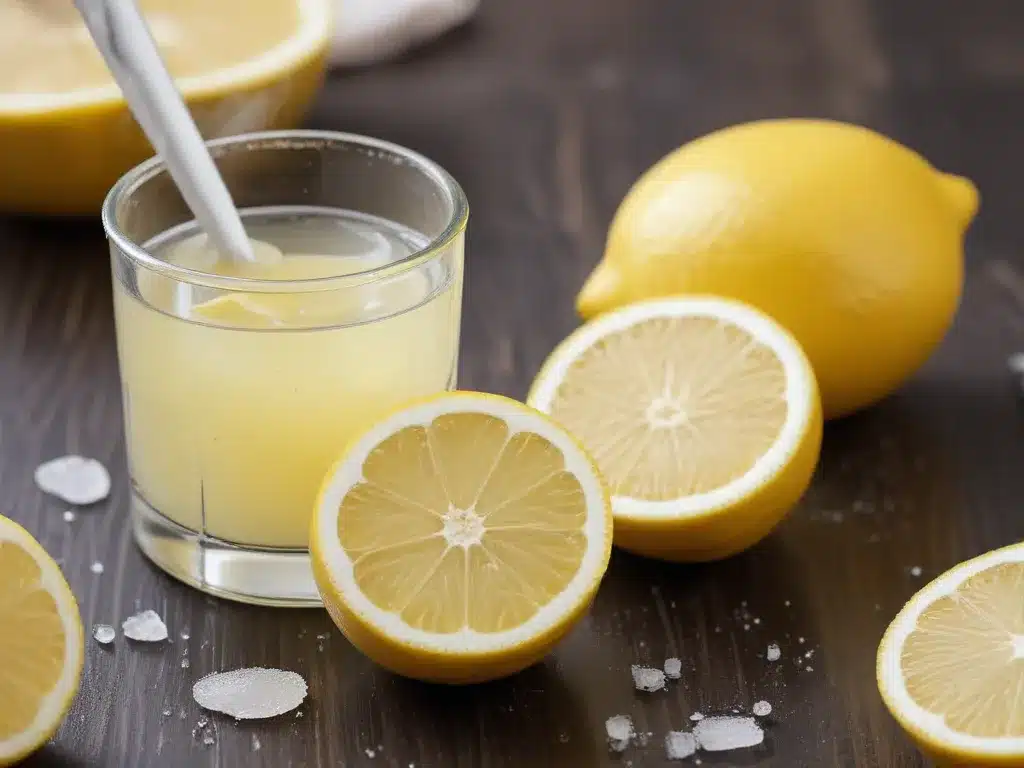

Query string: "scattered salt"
[[365, 748, 376, 758], [663, 657, 682, 679], [197, 717, 208, 728], [93, 624, 115, 644], [90, 561, 104, 575], [162, 708, 172, 717], [806, 666, 814, 672], [766, 644, 781, 662], [693, 715, 765, 752], [181, 658, 191, 669], [753, 618, 761, 625], [34, 455, 111, 505], [798, 637, 805, 644], [62, 510, 76, 523], [631, 665, 666, 692], [910, 566, 922, 577], [783, 600, 791, 607], [193, 668, 307, 719], [251, 735, 261, 751], [605, 714, 634, 751], [743, 624, 750, 631], [316, 633, 330, 641], [180, 630, 190, 641], [201, 731, 215, 746], [665, 731, 697, 760], [752, 700, 772, 717], [689, 712, 704, 721], [805, 650, 814, 659], [122, 610, 168, 642]]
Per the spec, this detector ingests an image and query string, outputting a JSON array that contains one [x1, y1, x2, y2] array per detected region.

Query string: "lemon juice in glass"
[[103, 131, 467, 606]]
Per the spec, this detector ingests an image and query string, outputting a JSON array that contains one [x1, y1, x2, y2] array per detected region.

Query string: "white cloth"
[[329, 0, 480, 68]]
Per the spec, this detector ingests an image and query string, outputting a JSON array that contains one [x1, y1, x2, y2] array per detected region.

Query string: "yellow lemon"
[[528, 296, 821, 562], [877, 543, 1024, 767], [0, 516, 84, 765], [0, 0, 330, 214], [310, 392, 613, 684], [578, 119, 979, 419]]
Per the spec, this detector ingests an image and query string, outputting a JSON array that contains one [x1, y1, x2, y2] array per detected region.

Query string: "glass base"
[[131, 491, 323, 608]]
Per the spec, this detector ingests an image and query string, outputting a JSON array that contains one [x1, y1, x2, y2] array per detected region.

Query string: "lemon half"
[[528, 296, 822, 562], [0, 516, 84, 765], [0, 0, 331, 214], [877, 543, 1024, 767], [310, 392, 613, 684]]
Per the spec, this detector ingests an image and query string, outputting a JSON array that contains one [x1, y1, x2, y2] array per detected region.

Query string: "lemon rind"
[[876, 543, 1024, 758], [0, 518, 83, 763], [527, 295, 817, 521], [313, 392, 612, 656], [0, 0, 331, 116]]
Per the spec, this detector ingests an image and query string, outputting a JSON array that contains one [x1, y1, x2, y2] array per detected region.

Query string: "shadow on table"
[[20, 747, 101, 768]]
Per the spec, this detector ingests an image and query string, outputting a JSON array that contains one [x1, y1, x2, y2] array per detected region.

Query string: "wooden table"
[[5, 0, 1023, 765]]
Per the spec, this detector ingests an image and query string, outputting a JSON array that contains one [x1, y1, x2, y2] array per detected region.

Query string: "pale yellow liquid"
[[114, 213, 462, 548]]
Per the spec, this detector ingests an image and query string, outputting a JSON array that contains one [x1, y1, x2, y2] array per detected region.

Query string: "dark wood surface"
[[5, 0, 1024, 765]]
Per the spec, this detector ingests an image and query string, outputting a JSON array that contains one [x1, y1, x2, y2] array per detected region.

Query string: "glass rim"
[[100, 129, 469, 293]]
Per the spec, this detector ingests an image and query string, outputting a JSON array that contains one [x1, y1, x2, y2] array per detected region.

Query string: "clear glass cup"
[[102, 131, 468, 606]]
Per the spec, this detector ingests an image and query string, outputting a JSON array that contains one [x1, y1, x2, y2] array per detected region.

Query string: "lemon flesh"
[[311, 393, 613, 684], [0, 0, 300, 96], [529, 296, 822, 562], [878, 545, 1024, 766], [0, 517, 83, 765], [578, 119, 979, 419]]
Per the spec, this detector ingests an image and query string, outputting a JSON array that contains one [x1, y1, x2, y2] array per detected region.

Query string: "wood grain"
[[4, 0, 1024, 765]]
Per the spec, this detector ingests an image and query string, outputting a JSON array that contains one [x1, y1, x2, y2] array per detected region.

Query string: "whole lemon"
[[578, 119, 979, 419]]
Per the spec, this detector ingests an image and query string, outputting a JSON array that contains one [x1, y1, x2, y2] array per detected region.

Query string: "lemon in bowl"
[[0, 0, 330, 215], [578, 119, 979, 419]]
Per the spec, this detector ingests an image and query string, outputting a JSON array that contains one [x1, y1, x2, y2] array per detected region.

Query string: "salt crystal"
[[766, 644, 781, 662], [34, 455, 111, 505], [181, 658, 191, 669], [805, 650, 814, 659], [753, 618, 761, 625], [180, 630, 190, 641], [752, 700, 772, 717], [296, 710, 304, 718], [663, 657, 682, 679], [93, 624, 115, 644], [201, 730, 215, 746], [251, 735, 261, 751], [631, 665, 666, 692], [605, 714, 634, 751], [665, 731, 697, 760], [693, 715, 765, 752], [806, 665, 814, 672], [365, 748, 376, 758], [193, 668, 307, 719], [162, 708, 172, 717], [90, 561, 104, 575], [798, 637, 805, 644], [743, 624, 750, 631], [690, 712, 704, 721], [62, 510, 76, 523], [197, 716, 208, 728], [910, 566, 922, 577], [783, 600, 791, 607], [316, 633, 330, 641], [122, 610, 168, 642]]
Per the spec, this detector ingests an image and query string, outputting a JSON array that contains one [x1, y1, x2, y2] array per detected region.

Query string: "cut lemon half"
[[0, 516, 84, 765], [0, 0, 330, 214], [528, 296, 822, 562], [310, 392, 613, 684], [877, 543, 1024, 767]]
